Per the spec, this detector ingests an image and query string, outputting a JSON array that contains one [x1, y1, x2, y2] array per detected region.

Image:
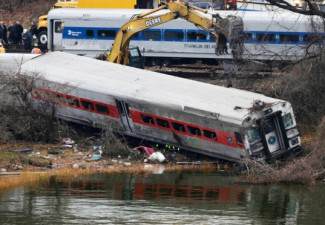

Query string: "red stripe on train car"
[[130, 110, 244, 149]]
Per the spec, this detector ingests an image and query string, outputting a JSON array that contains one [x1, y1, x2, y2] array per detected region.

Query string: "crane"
[[107, 0, 244, 65]]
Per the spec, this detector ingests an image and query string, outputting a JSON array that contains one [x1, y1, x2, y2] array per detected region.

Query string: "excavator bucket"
[[215, 15, 244, 60]]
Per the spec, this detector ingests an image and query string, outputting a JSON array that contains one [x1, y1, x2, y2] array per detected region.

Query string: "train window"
[[164, 30, 184, 41], [187, 31, 208, 42], [172, 122, 186, 132], [95, 103, 109, 114], [244, 32, 253, 42], [143, 30, 161, 41], [209, 34, 216, 42], [256, 33, 276, 42], [156, 118, 170, 128], [86, 29, 94, 38], [56, 93, 65, 104], [54, 21, 63, 33], [235, 132, 243, 144], [81, 100, 94, 111], [32, 89, 42, 99], [187, 126, 201, 136], [203, 130, 217, 139], [97, 30, 117, 39], [131, 32, 141, 40], [66, 96, 80, 107], [141, 114, 155, 125], [303, 34, 323, 43], [279, 34, 299, 43]]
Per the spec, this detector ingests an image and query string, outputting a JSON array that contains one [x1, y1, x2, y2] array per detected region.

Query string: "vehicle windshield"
[[282, 113, 294, 129], [247, 128, 262, 143]]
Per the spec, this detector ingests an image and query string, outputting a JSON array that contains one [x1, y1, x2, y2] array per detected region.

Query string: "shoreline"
[[0, 163, 219, 193]]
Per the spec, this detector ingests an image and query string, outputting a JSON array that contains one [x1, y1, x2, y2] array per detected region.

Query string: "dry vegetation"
[[0, 163, 218, 192], [0, 0, 55, 27]]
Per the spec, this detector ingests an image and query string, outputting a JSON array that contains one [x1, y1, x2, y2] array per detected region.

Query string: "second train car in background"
[[47, 8, 324, 64]]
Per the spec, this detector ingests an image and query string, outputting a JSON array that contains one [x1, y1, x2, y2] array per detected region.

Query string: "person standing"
[[0, 21, 7, 44], [30, 21, 38, 37], [13, 21, 24, 44]]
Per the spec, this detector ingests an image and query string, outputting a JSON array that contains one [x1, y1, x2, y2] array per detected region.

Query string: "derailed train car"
[[0, 52, 302, 162]]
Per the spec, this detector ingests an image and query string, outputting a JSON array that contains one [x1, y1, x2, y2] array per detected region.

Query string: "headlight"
[[250, 142, 264, 153], [290, 137, 300, 147], [286, 128, 299, 138]]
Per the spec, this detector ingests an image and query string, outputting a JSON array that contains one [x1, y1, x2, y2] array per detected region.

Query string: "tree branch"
[[266, 0, 325, 17]]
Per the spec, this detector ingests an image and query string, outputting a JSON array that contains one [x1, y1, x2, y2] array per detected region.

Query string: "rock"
[[29, 156, 51, 167], [48, 148, 62, 155], [79, 163, 88, 169], [123, 162, 132, 167], [12, 165, 23, 171], [72, 163, 79, 169], [111, 159, 118, 164], [0, 168, 7, 173]]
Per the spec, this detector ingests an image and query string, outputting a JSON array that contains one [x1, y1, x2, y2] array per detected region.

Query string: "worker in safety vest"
[[0, 41, 5, 53]]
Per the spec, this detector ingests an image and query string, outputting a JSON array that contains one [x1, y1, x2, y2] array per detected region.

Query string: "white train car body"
[[47, 8, 324, 62], [0, 52, 302, 161]]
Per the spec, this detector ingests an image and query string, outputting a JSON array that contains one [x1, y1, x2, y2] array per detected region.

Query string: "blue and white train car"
[[47, 8, 324, 63]]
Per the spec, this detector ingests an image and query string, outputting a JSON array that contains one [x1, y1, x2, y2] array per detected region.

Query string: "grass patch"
[[0, 163, 218, 192]]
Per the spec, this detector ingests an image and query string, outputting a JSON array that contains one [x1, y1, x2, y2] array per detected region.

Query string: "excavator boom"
[[107, 0, 244, 65]]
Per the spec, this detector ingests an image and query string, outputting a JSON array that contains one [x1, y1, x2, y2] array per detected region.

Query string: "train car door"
[[116, 100, 134, 133], [51, 20, 63, 51], [262, 118, 281, 153]]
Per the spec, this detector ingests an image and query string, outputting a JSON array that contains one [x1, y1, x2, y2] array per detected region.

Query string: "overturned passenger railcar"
[[0, 52, 302, 162]]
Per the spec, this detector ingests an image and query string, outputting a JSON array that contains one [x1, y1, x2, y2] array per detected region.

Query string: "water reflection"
[[0, 172, 324, 225]]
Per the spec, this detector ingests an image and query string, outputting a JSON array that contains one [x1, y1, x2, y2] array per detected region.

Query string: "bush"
[[0, 73, 71, 143], [272, 55, 325, 129]]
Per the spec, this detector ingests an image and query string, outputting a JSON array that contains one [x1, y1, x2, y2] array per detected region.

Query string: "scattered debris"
[[133, 146, 155, 157], [11, 147, 33, 154], [62, 138, 75, 148], [148, 152, 166, 163]]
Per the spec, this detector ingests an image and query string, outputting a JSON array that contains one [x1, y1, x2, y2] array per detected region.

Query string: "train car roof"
[[18, 52, 283, 125], [48, 8, 322, 32]]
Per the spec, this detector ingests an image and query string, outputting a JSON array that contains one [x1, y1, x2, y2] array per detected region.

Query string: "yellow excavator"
[[107, 0, 244, 66]]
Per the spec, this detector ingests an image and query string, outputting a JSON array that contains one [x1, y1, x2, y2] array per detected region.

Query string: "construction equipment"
[[37, 0, 160, 49], [107, 0, 244, 66]]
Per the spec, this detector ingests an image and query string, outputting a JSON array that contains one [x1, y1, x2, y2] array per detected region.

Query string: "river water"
[[0, 172, 324, 225]]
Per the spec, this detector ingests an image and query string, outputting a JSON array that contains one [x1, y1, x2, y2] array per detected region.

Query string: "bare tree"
[[266, 0, 325, 17]]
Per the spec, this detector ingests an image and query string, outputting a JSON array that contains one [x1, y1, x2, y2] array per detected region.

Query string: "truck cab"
[[37, 0, 160, 49]]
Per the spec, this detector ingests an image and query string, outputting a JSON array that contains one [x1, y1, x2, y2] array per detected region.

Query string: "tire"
[[38, 30, 48, 50]]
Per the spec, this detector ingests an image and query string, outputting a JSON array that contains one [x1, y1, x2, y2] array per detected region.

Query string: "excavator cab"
[[128, 47, 144, 68]]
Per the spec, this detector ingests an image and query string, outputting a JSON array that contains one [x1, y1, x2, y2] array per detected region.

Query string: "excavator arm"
[[107, 0, 244, 65]]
